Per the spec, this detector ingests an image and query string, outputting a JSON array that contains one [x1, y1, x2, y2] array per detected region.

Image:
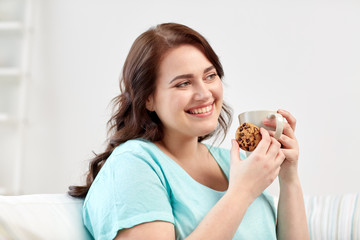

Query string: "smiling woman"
[[68, 23, 309, 240]]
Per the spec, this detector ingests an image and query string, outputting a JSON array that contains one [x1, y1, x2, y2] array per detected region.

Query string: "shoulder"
[[85, 138, 169, 203], [83, 139, 174, 239], [206, 144, 230, 159], [87, 139, 167, 194], [99, 138, 166, 177], [105, 138, 163, 168], [111, 138, 156, 157]]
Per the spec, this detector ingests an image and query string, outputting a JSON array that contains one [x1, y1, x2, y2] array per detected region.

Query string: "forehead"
[[157, 44, 213, 78]]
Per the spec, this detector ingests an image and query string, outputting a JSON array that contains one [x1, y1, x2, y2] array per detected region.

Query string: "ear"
[[146, 95, 155, 112]]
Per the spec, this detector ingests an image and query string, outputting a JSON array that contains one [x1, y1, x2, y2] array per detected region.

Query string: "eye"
[[175, 81, 191, 88], [205, 73, 218, 81]]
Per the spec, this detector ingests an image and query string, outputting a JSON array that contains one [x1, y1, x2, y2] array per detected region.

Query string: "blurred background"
[[0, 0, 359, 196]]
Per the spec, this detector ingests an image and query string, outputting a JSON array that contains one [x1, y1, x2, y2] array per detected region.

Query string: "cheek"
[[170, 97, 189, 115], [154, 93, 185, 117], [166, 91, 190, 107]]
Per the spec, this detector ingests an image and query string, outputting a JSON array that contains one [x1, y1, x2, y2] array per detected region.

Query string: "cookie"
[[235, 122, 262, 152]]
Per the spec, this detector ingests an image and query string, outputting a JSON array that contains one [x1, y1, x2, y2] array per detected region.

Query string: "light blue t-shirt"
[[83, 139, 277, 240]]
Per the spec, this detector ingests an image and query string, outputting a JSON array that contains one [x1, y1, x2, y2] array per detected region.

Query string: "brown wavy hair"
[[68, 23, 232, 198]]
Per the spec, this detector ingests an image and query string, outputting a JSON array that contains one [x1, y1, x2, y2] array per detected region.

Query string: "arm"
[[115, 189, 253, 240], [265, 109, 309, 239], [115, 130, 285, 240], [277, 174, 308, 240]]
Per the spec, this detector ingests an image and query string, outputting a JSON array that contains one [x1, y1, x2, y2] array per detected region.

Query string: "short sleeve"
[[83, 151, 174, 240]]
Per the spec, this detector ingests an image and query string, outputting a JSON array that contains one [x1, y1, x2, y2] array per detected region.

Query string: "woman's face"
[[147, 44, 223, 140]]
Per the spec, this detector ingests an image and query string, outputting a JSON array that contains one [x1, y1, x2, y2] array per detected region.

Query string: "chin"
[[196, 123, 218, 137]]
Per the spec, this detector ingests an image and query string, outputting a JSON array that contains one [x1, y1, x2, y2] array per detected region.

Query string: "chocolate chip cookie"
[[235, 122, 262, 151]]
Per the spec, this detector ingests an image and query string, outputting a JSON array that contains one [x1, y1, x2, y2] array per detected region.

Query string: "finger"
[[278, 109, 296, 131], [282, 122, 296, 139], [266, 137, 282, 160], [230, 139, 242, 165], [275, 150, 286, 166], [268, 130, 294, 149], [281, 148, 299, 161], [263, 118, 287, 138], [266, 119, 295, 140], [254, 128, 271, 154], [263, 117, 276, 128]]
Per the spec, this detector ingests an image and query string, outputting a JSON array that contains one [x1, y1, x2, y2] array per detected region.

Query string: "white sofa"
[[0, 194, 92, 240], [0, 193, 359, 240]]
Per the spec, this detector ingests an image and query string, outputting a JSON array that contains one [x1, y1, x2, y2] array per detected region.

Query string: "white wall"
[[22, 0, 360, 196]]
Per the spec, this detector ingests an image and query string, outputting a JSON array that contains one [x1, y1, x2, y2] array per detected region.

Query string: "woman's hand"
[[263, 109, 299, 182], [229, 128, 285, 201], [264, 110, 309, 240]]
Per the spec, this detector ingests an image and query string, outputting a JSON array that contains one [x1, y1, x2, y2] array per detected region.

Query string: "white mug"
[[238, 110, 285, 141]]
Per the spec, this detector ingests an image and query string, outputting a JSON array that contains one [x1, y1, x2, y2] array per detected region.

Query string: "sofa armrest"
[[0, 194, 92, 240]]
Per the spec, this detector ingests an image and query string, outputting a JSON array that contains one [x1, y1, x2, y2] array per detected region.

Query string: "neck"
[[156, 132, 202, 164]]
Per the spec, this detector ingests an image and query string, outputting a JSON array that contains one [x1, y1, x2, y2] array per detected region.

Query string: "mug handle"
[[266, 113, 284, 140]]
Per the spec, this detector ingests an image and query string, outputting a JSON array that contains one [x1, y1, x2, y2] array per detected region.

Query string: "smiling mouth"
[[187, 103, 213, 115]]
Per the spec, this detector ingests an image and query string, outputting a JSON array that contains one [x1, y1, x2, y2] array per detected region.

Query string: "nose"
[[193, 81, 212, 101]]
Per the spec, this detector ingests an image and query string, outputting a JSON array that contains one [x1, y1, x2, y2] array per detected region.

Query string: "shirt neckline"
[[147, 140, 228, 194]]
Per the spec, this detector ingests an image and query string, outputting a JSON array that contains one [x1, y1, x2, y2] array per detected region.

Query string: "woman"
[[69, 23, 309, 240]]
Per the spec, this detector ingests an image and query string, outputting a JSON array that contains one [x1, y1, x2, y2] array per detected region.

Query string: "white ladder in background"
[[0, 0, 33, 195]]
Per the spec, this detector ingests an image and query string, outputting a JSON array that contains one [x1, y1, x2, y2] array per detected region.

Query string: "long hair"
[[68, 23, 232, 198]]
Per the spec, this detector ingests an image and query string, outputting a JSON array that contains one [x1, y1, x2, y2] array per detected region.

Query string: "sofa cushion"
[[1, 193, 359, 239], [304, 193, 359, 240], [0, 194, 92, 240]]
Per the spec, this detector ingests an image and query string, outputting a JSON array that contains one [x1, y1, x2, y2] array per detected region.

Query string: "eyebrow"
[[169, 66, 215, 84]]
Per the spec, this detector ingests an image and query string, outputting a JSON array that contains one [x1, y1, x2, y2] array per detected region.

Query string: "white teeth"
[[189, 105, 212, 114]]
